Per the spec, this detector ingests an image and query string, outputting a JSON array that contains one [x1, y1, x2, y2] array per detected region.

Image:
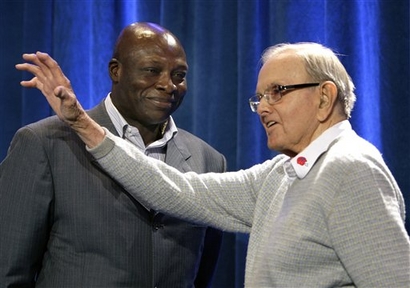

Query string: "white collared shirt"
[[286, 120, 352, 179], [104, 94, 178, 161]]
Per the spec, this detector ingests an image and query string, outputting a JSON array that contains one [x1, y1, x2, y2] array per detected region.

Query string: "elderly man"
[[15, 42, 410, 287]]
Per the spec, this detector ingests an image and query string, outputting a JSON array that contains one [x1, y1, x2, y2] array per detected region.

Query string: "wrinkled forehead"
[[256, 53, 307, 90]]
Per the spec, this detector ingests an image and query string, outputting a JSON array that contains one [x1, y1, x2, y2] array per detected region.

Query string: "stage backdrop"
[[1, 0, 409, 286]]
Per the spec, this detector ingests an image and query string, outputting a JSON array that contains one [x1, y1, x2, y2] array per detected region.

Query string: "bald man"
[[0, 22, 226, 287]]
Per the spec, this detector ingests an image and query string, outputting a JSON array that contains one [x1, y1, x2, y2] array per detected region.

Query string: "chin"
[[267, 142, 276, 151]]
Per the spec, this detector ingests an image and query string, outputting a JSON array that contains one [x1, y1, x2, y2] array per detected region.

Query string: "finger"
[[54, 86, 72, 99], [26, 52, 56, 83], [20, 52, 66, 88], [54, 86, 80, 105], [20, 78, 42, 89], [20, 54, 47, 74], [15, 63, 44, 79], [21, 53, 38, 62], [36, 51, 58, 68], [16, 55, 48, 86], [56, 86, 84, 111], [36, 52, 70, 86], [53, 86, 85, 123]]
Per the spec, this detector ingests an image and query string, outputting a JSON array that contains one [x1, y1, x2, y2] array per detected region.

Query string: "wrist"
[[69, 113, 105, 148]]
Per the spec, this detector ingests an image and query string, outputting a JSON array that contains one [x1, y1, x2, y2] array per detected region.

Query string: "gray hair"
[[261, 42, 356, 118]]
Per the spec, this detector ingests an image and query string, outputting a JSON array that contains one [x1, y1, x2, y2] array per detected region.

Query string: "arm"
[[0, 127, 53, 286], [88, 131, 255, 232]]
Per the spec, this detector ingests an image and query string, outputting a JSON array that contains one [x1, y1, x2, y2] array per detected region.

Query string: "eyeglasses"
[[248, 82, 320, 112]]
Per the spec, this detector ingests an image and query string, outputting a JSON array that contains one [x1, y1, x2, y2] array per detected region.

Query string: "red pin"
[[297, 157, 307, 166]]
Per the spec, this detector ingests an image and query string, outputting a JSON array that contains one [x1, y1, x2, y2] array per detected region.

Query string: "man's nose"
[[157, 73, 177, 93], [257, 97, 271, 115]]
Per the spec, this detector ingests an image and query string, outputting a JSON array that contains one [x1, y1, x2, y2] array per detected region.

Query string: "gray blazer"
[[0, 101, 227, 288]]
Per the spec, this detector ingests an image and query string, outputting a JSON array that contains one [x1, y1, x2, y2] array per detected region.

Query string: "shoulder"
[[15, 115, 69, 138], [326, 131, 386, 170], [320, 130, 400, 197], [10, 115, 84, 153], [17, 104, 104, 138], [311, 131, 395, 196]]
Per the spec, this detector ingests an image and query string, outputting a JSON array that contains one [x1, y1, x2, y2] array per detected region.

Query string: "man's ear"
[[109, 58, 120, 82], [318, 81, 338, 122]]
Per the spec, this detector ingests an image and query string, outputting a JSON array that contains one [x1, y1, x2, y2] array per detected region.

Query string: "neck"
[[131, 120, 168, 147]]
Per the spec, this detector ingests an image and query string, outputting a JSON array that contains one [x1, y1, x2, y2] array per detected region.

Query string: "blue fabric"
[[1, 0, 409, 286]]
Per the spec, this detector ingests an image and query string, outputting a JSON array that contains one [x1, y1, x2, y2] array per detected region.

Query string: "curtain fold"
[[1, 0, 409, 286]]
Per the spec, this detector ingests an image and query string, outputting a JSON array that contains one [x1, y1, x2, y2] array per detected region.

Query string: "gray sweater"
[[89, 124, 410, 287]]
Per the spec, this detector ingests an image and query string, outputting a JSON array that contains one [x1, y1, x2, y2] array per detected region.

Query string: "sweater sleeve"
[[88, 128, 265, 233]]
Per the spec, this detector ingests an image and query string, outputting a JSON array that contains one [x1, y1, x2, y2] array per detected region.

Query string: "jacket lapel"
[[165, 135, 192, 173]]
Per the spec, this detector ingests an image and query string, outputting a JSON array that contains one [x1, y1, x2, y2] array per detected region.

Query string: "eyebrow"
[[261, 82, 280, 92]]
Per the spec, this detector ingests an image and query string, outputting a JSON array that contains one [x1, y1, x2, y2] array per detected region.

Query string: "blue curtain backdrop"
[[1, 0, 409, 286]]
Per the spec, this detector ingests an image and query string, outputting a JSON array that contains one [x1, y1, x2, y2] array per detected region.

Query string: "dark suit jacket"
[[0, 101, 227, 288]]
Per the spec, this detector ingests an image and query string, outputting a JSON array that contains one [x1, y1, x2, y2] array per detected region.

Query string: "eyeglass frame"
[[248, 82, 320, 112]]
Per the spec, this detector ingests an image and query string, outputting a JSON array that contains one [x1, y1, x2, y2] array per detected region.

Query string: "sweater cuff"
[[86, 127, 116, 159]]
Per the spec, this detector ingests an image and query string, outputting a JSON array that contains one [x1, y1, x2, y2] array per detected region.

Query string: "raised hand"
[[15, 52, 85, 124], [16, 52, 105, 148]]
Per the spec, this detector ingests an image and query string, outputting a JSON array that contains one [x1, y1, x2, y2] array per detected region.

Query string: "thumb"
[[51, 86, 84, 123], [54, 86, 73, 100]]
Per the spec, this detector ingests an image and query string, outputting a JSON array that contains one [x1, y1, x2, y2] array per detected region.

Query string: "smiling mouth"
[[148, 97, 175, 109], [267, 121, 276, 128]]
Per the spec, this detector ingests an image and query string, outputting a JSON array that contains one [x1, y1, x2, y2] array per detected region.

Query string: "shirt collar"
[[104, 94, 178, 149], [290, 120, 352, 179]]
